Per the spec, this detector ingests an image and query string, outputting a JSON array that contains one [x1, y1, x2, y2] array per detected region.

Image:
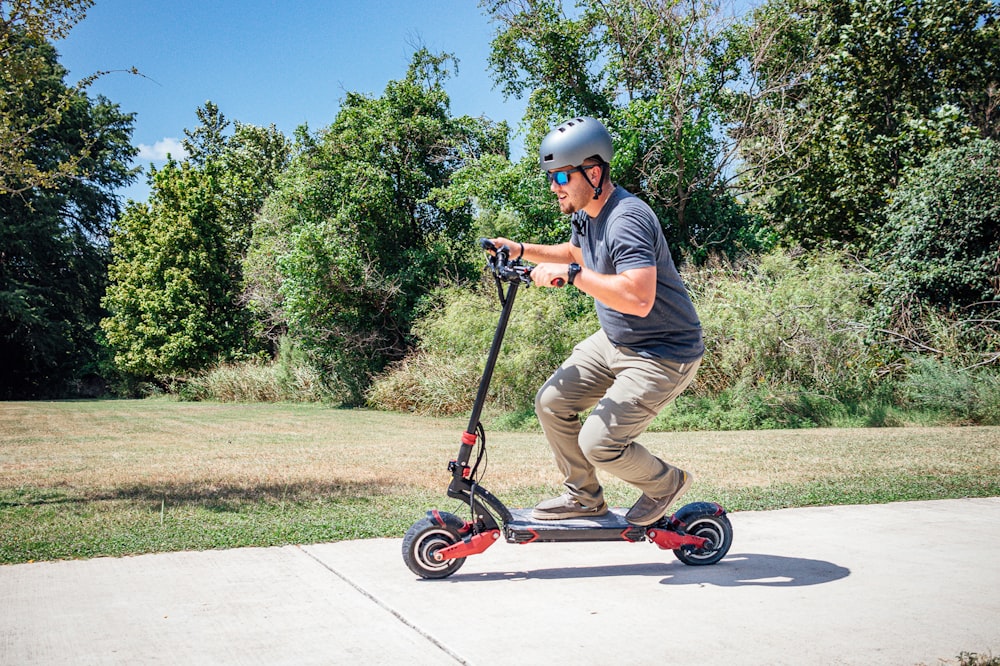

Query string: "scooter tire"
[[673, 511, 733, 566], [402, 515, 466, 579]]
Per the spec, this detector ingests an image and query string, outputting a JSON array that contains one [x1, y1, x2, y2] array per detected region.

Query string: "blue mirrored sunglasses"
[[546, 164, 599, 186]]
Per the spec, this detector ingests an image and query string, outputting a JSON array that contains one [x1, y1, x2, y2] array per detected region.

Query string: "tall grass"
[[181, 250, 998, 429], [367, 249, 1000, 429], [186, 337, 334, 403], [687, 251, 877, 400], [367, 280, 599, 416], [900, 356, 1000, 425]]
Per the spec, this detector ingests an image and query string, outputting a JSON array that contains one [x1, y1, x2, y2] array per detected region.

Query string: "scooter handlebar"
[[479, 238, 532, 285]]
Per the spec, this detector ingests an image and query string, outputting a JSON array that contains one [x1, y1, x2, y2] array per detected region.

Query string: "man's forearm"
[[521, 241, 579, 264]]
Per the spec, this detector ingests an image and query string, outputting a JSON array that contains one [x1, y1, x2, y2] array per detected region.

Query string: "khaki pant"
[[534, 329, 701, 506]]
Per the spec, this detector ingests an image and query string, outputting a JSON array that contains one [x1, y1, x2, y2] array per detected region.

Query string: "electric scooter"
[[401, 240, 733, 579]]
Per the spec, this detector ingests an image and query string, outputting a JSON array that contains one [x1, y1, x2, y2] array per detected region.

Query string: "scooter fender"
[[646, 502, 727, 551], [668, 501, 727, 530], [427, 509, 473, 536]]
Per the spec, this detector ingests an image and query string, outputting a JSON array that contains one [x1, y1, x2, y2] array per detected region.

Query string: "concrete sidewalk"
[[2, 498, 999, 665]]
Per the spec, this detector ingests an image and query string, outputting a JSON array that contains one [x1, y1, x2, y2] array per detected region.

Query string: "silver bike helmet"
[[539, 116, 613, 171]]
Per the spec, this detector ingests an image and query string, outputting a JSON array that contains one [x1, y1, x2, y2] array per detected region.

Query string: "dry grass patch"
[[1, 399, 466, 496], [3, 400, 999, 501]]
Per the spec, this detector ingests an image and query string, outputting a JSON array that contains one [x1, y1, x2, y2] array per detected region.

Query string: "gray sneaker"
[[625, 468, 693, 526], [532, 493, 608, 520]]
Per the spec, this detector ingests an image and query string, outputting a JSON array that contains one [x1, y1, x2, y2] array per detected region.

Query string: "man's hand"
[[530, 262, 570, 288], [486, 237, 521, 258]]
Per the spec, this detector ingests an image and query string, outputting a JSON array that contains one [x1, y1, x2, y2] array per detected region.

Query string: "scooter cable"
[[469, 421, 488, 481], [467, 422, 489, 526]]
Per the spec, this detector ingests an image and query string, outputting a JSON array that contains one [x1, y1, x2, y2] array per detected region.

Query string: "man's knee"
[[534, 382, 551, 417], [578, 419, 624, 465], [535, 375, 570, 416]]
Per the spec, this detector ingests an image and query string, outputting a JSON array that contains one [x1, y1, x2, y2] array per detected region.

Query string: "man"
[[490, 116, 704, 526]]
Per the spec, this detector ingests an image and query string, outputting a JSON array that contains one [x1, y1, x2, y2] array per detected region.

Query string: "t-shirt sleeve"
[[607, 209, 657, 273]]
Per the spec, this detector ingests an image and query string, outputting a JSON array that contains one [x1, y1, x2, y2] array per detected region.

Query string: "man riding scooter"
[[489, 116, 704, 527]]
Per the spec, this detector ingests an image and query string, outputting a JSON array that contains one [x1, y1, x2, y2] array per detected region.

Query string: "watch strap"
[[567, 263, 581, 286]]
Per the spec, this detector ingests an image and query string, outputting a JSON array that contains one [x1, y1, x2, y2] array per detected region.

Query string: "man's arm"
[[488, 237, 582, 265], [532, 263, 656, 317], [489, 236, 653, 316]]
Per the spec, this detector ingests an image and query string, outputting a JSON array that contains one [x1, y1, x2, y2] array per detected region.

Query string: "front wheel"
[[402, 515, 466, 579], [673, 511, 733, 566]]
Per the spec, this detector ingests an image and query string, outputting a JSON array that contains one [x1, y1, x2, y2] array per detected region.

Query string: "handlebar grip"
[[551, 278, 565, 287], [479, 238, 496, 252]]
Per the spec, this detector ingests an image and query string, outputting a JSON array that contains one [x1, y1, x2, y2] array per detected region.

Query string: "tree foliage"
[[101, 103, 289, 379], [10, 0, 1000, 412], [876, 139, 1000, 336], [245, 50, 507, 404], [481, 0, 779, 262], [0, 30, 136, 397], [486, 0, 611, 124], [103, 161, 232, 376], [0, 0, 111, 194], [742, 0, 1000, 250]]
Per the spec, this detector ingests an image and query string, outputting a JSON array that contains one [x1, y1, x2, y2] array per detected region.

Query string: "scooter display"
[[402, 240, 733, 579]]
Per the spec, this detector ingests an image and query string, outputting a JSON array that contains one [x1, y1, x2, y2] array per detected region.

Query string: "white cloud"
[[137, 137, 187, 161]]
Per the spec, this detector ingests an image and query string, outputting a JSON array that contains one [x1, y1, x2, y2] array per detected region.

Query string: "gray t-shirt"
[[570, 187, 704, 363]]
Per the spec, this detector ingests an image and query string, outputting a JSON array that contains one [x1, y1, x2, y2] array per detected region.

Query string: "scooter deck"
[[504, 507, 648, 544]]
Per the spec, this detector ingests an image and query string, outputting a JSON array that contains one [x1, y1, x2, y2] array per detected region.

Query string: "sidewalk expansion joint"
[[296, 545, 469, 665]]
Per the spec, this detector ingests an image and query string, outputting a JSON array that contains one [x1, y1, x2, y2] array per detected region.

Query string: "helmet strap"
[[580, 162, 604, 200]]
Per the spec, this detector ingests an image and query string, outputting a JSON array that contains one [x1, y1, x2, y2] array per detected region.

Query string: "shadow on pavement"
[[433, 552, 849, 587]]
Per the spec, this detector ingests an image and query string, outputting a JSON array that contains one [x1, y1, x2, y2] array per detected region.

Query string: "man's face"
[[547, 163, 600, 215]]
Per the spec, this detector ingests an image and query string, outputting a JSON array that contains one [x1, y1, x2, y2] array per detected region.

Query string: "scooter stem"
[[463, 279, 520, 443]]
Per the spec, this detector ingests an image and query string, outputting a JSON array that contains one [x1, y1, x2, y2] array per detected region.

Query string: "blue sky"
[[57, 0, 528, 201]]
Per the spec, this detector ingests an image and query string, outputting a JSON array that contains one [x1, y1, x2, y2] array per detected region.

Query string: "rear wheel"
[[402, 516, 466, 579], [673, 512, 733, 566]]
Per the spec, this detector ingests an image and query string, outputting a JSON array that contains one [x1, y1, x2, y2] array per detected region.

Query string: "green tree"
[[741, 0, 1000, 251], [0, 32, 136, 397], [180, 101, 290, 258], [102, 104, 289, 379], [182, 101, 229, 167], [486, 0, 611, 124], [0, 0, 109, 195], [482, 0, 766, 262], [102, 160, 232, 377], [245, 50, 505, 403], [877, 139, 1000, 337]]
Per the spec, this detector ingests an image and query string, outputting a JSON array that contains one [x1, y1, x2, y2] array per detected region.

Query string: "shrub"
[[877, 139, 1000, 321], [898, 356, 1000, 425], [370, 247, 1000, 428], [687, 249, 880, 402], [367, 280, 598, 415]]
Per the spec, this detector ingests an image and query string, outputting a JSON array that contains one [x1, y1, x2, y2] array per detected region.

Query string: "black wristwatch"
[[567, 262, 582, 286]]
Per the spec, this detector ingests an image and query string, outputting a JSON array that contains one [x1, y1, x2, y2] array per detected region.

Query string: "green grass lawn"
[[2, 399, 998, 564]]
